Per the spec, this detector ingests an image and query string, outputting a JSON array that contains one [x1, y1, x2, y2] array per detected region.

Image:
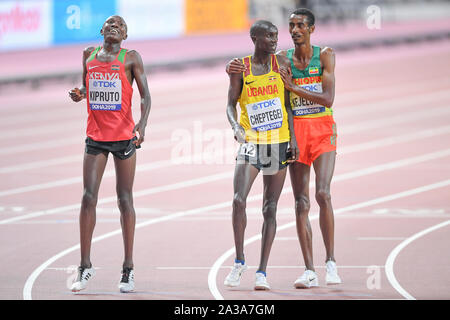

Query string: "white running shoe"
[[224, 262, 248, 287], [294, 270, 319, 289], [71, 266, 95, 292], [254, 273, 270, 290], [326, 260, 342, 285], [118, 267, 135, 293]]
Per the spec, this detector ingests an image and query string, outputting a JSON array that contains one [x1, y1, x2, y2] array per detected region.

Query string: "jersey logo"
[[246, 84, 279, 97], [309, 67, 319, 74]]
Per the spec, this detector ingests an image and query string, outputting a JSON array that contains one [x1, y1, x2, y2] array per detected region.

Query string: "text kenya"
[[89, 72, 119, 81]]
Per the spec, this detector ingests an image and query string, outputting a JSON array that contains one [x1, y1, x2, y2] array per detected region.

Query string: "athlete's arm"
[[128, 50, 151, 147], [277, 54, 298, 161], [226, 71, 245, 143], [69, 46, 95, 102], [280, 47, 336, 108], [285, 89, 299, 162]]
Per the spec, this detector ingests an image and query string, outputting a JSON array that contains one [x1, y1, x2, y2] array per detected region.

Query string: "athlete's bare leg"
[[289, 162, 314, 271], [232, 162, 259, 262], [79, 152, 109, 268], [257, 168, 287, 273], [114, 152, 137, 269], [312, 150, 336, 263]]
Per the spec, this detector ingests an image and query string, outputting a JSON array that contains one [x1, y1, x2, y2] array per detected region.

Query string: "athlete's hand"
[[133, 121, 147, 147], [287, 139, 299, 163], [69, 87, 86, 102], [232, 124, 246, 144], [280, 67, 294, 91], [226, 58, 246, 74]]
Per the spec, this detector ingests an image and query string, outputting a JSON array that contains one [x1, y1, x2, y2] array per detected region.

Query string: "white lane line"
[[155, 265, 385, 270], [357, 237, 407, 241], [336, 89, 450, 119], [207, 179, 450, 300], [2, 88, 449, 156], [0, 171, 233, 226], [0, 112, 224, 156], [0, 155, 81, 174], [0, 91, 226, 140], [21, 152, 450, 299], [0, 144, 237, 197], [2, 137, 81, 155], [339, 125, 450, 154], [3, 87, 449, 140], [339, 105, 450, 135], [3, 123, 450, 174], [2, 106, 450, 196], [23, 198, 234, 300], [385, 219, 450, 300], [3, 146, 450, 225]]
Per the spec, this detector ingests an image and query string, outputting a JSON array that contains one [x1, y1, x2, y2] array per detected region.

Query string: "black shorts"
[[85, 136, 140, 160], [236, 142, 289, 174]]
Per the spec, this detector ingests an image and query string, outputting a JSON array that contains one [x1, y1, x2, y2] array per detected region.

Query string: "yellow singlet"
[[238, 54, 290, 144]]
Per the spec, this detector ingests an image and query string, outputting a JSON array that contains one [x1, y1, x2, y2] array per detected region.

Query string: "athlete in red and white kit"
[[69, 15, 151, 293]]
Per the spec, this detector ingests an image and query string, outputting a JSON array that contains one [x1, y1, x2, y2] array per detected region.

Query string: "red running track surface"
[[0, 39, 449, 300]]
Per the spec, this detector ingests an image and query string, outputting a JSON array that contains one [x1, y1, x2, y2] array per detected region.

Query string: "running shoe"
[[326, 260, 342, 285], [294, 269, 319, 288], [254, 272, 270, 290], [118, 267, 135, 293], [224, 262, 248, 287], [71, 266, 95, 292]]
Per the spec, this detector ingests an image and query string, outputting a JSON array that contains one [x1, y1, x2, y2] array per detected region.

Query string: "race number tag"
[[245, 97, 283, 131], [239, 142, 256, 157], [291, 81, 325, 116], [88, 73, 122, 111]]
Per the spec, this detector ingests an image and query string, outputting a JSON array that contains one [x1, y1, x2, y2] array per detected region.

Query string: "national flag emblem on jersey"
[[111, 65, 120, 71], [309, 67, 319, 75], [268, 76, 277, 82]]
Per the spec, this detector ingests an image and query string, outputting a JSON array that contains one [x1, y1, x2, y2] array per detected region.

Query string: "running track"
[[0, 39, 449, 300]]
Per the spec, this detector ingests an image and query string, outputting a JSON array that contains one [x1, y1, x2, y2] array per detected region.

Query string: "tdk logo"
[[252, 99, 277, 110], [93, 81, 117, 88], [303, 84, 318, 91]]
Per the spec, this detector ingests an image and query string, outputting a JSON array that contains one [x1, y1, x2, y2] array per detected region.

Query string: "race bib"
[[89, 76, 122, 111], [245, 97, 283, 132], [291, 82, 325, 116], [239, 142, 256, 157]]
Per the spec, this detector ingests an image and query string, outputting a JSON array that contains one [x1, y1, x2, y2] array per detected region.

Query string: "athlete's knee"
[[232, 193, 247, 213], [117, 193, 134, 214], [81, 190, 98, 209], [315, 188, 332, 206], [295, 195, 310, 217], [262, 200, 277, 222]]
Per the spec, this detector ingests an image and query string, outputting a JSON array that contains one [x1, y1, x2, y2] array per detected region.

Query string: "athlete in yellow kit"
[[227, 8, 342, 288], [224, 20, 298, 290]]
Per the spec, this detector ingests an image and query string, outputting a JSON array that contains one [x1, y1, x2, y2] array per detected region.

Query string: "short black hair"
[[291, 8, 315, 26], [250, 20, 277, 38], [103, 15, 128, 32]]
